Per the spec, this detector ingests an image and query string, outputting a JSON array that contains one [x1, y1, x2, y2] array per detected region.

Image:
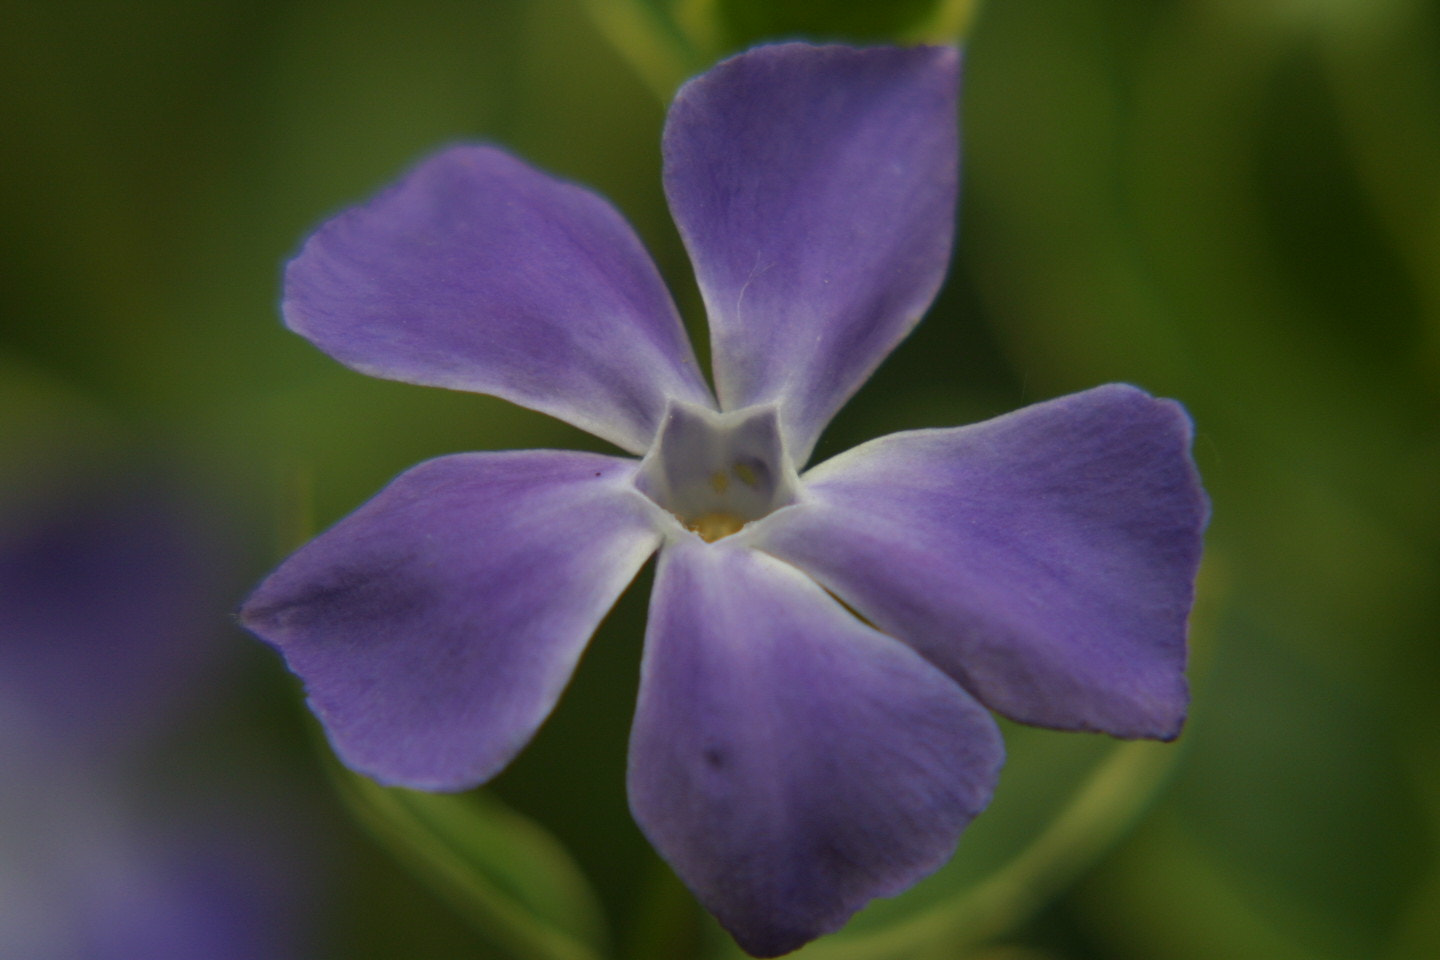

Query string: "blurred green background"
[[2, 0, 1437, 957]]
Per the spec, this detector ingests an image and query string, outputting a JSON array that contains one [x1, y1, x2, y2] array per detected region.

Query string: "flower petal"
[[241, 451, 661, 790], [284, 145, 713, 454], [663, 43, 960, 463], [755, 384, 1207, 740], [628, 539, 1003, 958]]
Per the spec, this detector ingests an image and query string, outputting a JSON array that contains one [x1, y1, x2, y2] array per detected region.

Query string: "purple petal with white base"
[[755, 384, 1207, 740], [664, 43, 959, 463], [629, 539, 1003, 957], [241, 451, 661, 791], [284, 145, 714, 454]]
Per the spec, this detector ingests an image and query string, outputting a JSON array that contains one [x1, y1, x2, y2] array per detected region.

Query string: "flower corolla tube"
[[242, 42, 1207, 958]]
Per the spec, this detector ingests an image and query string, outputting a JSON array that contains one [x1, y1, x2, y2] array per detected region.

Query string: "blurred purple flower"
[[0, 476, 312, 959], [242, 43, 1207, 956], [0, 479, 227, 754]]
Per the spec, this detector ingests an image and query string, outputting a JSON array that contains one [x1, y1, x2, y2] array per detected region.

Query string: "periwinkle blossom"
[[0, 478, 310, 960], [242, 42, 1206, 957], [0, 478, 225, 754]]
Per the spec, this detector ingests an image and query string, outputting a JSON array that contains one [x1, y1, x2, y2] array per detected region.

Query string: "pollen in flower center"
[[688, 512, 746, 542], [635, 401, 799, 541]]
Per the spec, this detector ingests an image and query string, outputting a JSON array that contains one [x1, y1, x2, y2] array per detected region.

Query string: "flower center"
[[635, 401, 799, 542], [687, 511, 746, 543]]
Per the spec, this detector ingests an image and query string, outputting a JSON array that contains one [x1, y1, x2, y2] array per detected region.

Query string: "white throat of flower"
[[635, 400, 801, 542]]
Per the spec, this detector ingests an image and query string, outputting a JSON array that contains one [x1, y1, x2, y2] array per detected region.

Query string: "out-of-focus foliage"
[[576, 0, 978, 97], [1, 0, 1436, 957], [332, 765, 608, 960]]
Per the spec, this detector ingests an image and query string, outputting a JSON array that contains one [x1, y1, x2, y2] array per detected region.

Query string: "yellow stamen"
[[688, 512, 745, 542], [709, 470, 730, 494], [732, 462, 758, 487]]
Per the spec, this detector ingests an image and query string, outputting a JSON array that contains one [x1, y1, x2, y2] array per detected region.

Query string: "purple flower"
[[0, 477, 229, 755], [242, 43, 1206, 957], [0, 477, 312, 960]]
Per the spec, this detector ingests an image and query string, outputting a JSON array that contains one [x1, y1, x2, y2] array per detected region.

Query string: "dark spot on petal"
[[703, 747, 727, 769]]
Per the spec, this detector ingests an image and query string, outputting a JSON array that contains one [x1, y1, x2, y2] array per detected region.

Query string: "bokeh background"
[[2, 0, 1437, 958]]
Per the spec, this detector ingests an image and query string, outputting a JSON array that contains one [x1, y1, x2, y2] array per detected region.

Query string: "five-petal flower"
[[242, 42, 1207, 957]]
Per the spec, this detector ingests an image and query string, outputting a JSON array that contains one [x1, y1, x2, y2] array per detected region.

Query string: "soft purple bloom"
[[243, 42, 1206, 957], [0, 477, 230, 754], [0, 478, 313, 960]]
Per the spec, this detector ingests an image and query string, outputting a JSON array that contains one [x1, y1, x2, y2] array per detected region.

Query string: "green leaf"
[[574, 0, 710, 101], [1081, 812, 1332, 960], [329, 761, 610, 960], [576, 0, 981, 103], [712, 0, 979, 50]]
